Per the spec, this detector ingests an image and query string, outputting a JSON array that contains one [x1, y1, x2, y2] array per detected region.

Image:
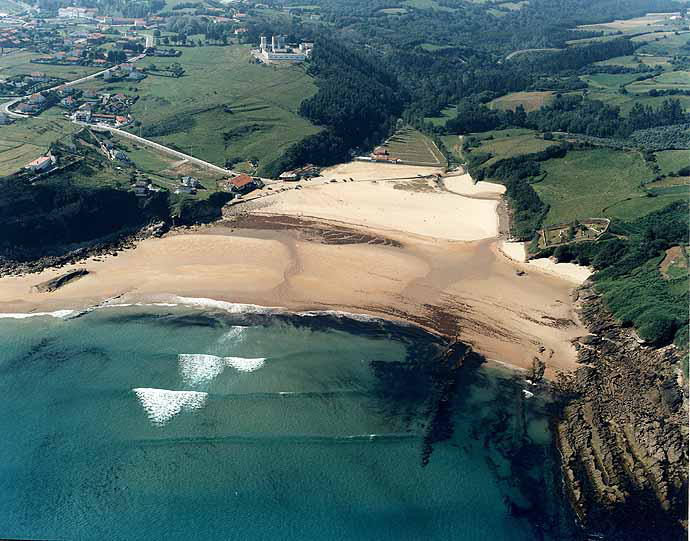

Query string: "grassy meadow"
[[0, 50, 102, 80], [627, 70, 690, 94], [655, 149, 690, 175], [533, 148, 653, 225], [74, 45, 321, 175], [425, 105, 457, 127], [0, 116, 78, 176], [473, 129, 557, 168], [488, 91, 554, 112]]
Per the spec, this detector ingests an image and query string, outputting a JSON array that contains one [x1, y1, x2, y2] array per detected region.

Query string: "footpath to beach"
[[0, 161, 591, 378]]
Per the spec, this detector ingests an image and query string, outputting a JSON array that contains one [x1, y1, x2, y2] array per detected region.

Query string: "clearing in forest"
[[488, 91, 553, 112], [472, 129, 558, 168], [534, 148, 654, 225]]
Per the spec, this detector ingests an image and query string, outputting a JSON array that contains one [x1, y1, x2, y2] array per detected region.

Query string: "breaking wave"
[[178, 353, 266, 386], [132, 388, 208, 426], [0, 310, 75, 319]]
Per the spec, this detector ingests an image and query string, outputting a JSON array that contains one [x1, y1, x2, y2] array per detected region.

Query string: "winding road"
[[0, 50, 254, 180], [1, 53, 146, 118]]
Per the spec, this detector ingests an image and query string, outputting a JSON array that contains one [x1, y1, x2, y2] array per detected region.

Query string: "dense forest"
[[443, 95, 688, 138], [264, 36, 402, 176]]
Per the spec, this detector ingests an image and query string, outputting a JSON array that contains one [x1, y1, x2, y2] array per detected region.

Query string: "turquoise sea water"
[[0, 306, 577, 540]]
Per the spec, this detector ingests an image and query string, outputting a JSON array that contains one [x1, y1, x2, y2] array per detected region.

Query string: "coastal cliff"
[[0, 177, 231, 274], [556, 285, 688, 540]]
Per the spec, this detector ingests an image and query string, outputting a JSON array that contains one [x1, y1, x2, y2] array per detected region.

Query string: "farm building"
[[227, 173, 261, 194], [24, 155, 53, 172]]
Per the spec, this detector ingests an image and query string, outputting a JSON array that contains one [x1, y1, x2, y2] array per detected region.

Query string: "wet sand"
[[0, 162, 590, 378]]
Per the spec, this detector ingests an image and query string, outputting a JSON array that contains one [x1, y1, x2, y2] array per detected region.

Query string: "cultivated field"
[[381, 127, 447, 167], [74, 45, 321, 175], [488, 91, 553, 112], [533, 148, 653, 225]]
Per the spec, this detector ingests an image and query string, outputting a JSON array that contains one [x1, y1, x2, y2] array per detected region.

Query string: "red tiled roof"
[[229, 174, 254, 188]]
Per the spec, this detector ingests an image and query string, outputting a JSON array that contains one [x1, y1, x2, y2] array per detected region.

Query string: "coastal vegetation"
[[546, 201, 689, 347]]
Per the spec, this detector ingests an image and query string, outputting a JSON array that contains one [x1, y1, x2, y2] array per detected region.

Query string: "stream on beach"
[[0, 304, 579, 540]]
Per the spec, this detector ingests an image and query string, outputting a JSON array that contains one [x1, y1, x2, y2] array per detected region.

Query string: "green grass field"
[[627, 70, 690, 93], [593, 55, 672, 69], [587, 90, 690, 114], [488, 91, 553, 112], [473, 129, 557, 168], [440, 134, 464, 162], [0, 50, 102, 80], [534, 148, 653, 225], [382, 127, 447, 166], [655, 150, 690, 175], [603, 193, 689, 221], [425, 105, 457, 127], [73, 46, 321, 175], [419, 43, 455, 52], [0, 116, 78, 176], [497, 1, 528, 10], [113, 136, 226, 184], [401, 0, 457, 11], [581, 73, 641, 90], [636, 32, 690, 56]]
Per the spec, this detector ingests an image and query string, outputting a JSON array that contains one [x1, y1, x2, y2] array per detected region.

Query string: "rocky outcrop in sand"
[[556, 285, 688, 540]]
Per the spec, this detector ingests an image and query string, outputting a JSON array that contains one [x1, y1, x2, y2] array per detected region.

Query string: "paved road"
[[1, 53, 146, 118], [103, 125, 239, 177], [0, 50, 271, 182], [504, 47, 563, 61]]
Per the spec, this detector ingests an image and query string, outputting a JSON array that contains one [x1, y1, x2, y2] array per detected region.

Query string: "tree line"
[[442, 95, 687, 139]]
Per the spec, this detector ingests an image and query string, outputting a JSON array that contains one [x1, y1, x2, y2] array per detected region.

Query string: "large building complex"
[[255, 35, 313, 63]]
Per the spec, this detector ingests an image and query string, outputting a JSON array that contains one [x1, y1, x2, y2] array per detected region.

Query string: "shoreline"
[[0, 162, 590, 379]]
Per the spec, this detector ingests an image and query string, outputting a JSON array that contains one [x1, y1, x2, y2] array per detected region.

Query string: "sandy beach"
[[0, 162, 590, 378]]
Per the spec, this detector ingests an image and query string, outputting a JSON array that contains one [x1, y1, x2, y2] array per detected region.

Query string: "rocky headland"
[[556, 284, 688, 540]]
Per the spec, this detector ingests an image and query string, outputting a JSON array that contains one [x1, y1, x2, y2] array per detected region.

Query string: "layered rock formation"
[[557, 285, 688, 540]]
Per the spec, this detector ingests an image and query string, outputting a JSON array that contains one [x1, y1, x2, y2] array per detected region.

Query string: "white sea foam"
[[178, 354, 227, 386], [226, 356, 265, 373], [218, 325, 247, 345], [169, 296, 283, 314], [133, 388, 208, 426], [0, 310, 75, 319], [178, 353, 266, 385]]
